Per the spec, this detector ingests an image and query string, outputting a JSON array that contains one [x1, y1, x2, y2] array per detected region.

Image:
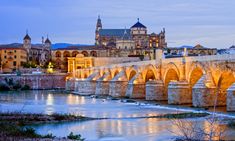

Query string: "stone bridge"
[[66, 51, 235, 111]]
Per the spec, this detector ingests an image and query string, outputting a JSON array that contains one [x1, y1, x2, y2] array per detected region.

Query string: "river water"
[[0, 90, 235, 141]]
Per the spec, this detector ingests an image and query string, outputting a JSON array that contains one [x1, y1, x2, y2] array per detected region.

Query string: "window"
[[14, 55, 17, 59], [4, 56, 6, 59], [125, 46, 127, 49], [4, 50, 6, 53], [13, 61, 16, 66], [14, 50, 16, 53]]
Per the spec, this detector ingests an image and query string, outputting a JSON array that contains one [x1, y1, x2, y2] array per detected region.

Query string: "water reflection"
[[0, 91, 235, 141]]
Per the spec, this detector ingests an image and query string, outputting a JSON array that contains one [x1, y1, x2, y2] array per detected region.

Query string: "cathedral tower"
[[23, 30, 32, 61], [95, 15, 102, 45]]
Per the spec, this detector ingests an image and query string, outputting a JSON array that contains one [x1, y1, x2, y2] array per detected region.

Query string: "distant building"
[[218, 45, 235, 55], [51, 46, 107, 70], [0, 44, 27, 72], [165, 44, 217, 58], [23, 33, 52, 65], [95, 16, 167, 49], [0, 32, 52, 73]]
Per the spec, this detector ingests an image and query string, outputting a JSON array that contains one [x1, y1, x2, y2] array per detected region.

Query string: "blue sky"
[[0, 0, 235, 48]]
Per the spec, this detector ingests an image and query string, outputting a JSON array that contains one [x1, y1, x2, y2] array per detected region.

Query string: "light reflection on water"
[[0, 90, 235, 141]]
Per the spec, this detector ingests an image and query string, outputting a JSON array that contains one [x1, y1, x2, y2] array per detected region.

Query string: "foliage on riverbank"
[[0, 78, 30, 91], [0, 122, 85, 140], [0, 112, 94, 125], [157, 112, 210, 119], [228, 120, 235, 128], [0, 112, 91, 140]]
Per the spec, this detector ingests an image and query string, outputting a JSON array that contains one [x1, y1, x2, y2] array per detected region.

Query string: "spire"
[[122, 26, 130, 40], [45, 35, 51, 44], [96, 15, 102, 30], [42, 36, 44, 44], [24, 29, 31, 40]]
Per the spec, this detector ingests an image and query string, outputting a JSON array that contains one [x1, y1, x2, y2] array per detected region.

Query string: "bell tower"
[[95, 15, 102, 45], [23, 30, 32, 61]]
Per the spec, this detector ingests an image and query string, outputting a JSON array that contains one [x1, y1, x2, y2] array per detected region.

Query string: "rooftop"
[[99, 29, 131, 38]]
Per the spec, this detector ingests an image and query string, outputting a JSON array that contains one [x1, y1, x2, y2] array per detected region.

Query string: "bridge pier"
[[227, 83, 235, 111], [75, 80, 96, 95], [109, 81, 128, 97], [126, 83, 145, 98], [168, 81, 191, 104], [95, 72, 111, 96], [65, 78, 76, 91], [109, 71, 129, 97], [95, 80, 110, 95], [146, 80, 165, 100], [192, 75, 217, 107]]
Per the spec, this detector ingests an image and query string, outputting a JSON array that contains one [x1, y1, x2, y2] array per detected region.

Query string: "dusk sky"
[[0, 0, 235, 48]]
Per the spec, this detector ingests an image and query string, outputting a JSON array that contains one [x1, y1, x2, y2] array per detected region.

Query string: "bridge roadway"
[[66, 53, 235, 112]]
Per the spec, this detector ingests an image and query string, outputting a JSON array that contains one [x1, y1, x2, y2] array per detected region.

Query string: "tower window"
[[13, 61, 16, 66], [14, 55, 17, 59]]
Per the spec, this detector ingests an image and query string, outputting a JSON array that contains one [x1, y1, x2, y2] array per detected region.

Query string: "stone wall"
[[0, 74, 67, 90], [168, 81, 191, 104], [146, 80, 165, 101], [227, 83, 235, 111], [93, 57, 141, 67]]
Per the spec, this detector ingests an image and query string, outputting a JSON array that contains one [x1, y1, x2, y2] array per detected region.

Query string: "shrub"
[[21, 84, 30, 90], [228, 121, 235, 128], [0, 83, 10, 91], [20, 127, 40, 138], [13, 82, 22, 90], [43, 133, 56, 138], [67, 132, 85, 141]]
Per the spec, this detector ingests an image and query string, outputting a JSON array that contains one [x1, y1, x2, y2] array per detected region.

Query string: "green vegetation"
[[228, 120, 235, 128], [0, 78, 30, 91], [0, 112, 88, 140], [22, 61, 38, 68], [156, 112, 210, 119], [67, 132, 85, 141]]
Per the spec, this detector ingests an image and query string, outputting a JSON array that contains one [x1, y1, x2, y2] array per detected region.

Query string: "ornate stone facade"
[[95, 16, 167, 49]]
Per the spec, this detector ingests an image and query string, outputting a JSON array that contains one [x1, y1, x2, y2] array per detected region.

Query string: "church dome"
[[131, 19, 146, 28]]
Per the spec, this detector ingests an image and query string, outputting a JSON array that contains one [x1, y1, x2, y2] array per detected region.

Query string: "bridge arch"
[[216, 71, 235, 105], [163, 62, 180, 85], [110, 67, 124, 79], [188, 63, 206, 87], [126, 66, 139, 81], [142, 64, 157, 82]]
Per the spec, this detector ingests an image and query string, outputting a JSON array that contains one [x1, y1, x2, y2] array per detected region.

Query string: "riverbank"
[[0, 113, 94, 141], [0, 112, 218, 141]]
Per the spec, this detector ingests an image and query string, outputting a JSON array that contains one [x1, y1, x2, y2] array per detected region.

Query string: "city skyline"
[[0, 0, 235, 49]]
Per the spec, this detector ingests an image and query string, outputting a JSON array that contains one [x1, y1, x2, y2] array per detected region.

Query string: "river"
[[0, 90, 235, 141]]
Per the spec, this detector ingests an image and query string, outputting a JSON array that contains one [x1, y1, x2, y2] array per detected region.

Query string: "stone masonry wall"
[[0, 74, 67, 90]]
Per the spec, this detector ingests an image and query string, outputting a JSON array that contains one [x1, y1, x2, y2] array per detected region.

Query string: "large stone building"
[[0, 33, 52, 73], [0, 44, 27, 72], [52, 16, 219, 71], [23, 33, 52, 65], [95, 17, 167, 49]]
